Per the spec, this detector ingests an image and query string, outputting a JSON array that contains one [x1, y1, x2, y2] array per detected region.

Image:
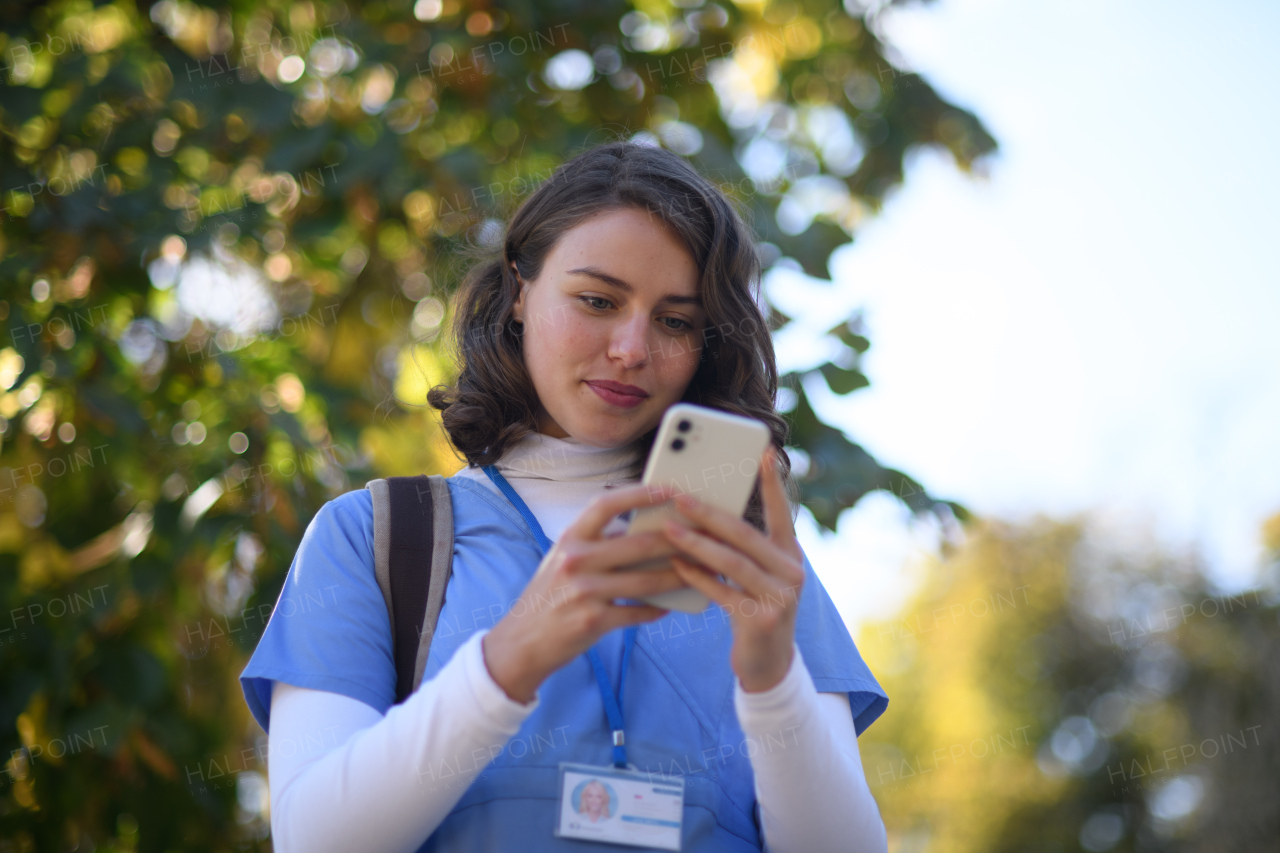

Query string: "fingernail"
[[675, 493, 696, 510]]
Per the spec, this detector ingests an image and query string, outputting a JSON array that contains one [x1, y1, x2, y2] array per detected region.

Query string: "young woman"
[[240, 140, 889, 852], [578, 779, 614, 823]]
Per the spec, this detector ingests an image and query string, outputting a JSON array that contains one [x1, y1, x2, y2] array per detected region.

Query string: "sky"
[[783, 0, 1280, 632]]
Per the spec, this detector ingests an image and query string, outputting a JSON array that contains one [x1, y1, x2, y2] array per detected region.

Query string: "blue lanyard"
[[483, 465, 635, 768], [591, 627, 635, 768], [482, 464, 554, 552]]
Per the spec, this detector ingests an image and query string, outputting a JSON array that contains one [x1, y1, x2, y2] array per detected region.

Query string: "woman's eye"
[[579, 295, 612, 311], [577, 295, 690, 332]]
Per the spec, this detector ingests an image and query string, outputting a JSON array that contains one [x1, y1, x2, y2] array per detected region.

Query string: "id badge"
[[555, 762, 684, 851]]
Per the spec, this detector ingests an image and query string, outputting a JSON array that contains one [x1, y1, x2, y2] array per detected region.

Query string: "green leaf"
[[818, 362, 870, 395]]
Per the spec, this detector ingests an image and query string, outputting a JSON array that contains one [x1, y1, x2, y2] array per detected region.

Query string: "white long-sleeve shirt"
[[265, 431, 887, 852]]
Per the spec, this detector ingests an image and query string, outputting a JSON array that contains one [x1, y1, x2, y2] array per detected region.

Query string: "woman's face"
[[582, 784, 608, 817], [512, 206, 706, 448]]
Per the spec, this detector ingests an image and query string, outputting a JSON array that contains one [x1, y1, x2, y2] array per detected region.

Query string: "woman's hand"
[[482, 483, 688, 704], [661, 445, 805, 693]]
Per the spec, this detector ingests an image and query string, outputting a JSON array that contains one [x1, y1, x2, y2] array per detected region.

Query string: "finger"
[[662, 520, 777, 598], [672, 488, 798, 584], [760, 445, 795, 545], [587, 567, 687, 601], [576, 531, 680, 575], [564, 481, 674, 541], [671, 556, 748, 611], [599, 602, 671, 631]]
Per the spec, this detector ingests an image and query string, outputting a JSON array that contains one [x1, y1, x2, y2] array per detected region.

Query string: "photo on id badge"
[[556, 763, 684, 850], [571, 778, 618, 825]]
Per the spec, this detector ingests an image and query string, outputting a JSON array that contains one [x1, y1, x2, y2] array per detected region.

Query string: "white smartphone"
[[624, 402, 772, 614]]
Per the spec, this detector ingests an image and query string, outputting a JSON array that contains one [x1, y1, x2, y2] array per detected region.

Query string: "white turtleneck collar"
[[451, 431, 648, 543]]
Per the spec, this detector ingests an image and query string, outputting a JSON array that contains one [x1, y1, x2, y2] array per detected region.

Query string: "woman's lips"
[[585, 380, 648, 409]]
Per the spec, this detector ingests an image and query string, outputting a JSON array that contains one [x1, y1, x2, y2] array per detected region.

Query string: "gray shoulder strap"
[[367, 478, 395, 636], [413, 474, 454, 693], [366, 475, 455, 699]]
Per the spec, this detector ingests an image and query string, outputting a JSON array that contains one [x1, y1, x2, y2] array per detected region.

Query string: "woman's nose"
[[608, 313, 651, 368]]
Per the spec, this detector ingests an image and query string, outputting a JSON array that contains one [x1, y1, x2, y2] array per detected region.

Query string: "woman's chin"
[[561, 417, 644, 449]]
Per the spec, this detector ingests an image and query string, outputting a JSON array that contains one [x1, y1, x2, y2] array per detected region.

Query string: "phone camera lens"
[[677, 419, 692, 432], [671, 438, 685, 451]]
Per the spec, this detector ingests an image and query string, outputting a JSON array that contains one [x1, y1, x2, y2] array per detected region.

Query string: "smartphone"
[[624, 402, 772, 614]]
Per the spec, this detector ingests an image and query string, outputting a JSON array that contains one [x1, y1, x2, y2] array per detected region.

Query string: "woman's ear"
[[510, 262, 527, 323]]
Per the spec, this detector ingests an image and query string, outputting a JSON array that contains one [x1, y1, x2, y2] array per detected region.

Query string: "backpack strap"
[[366, 474, 454, 704]]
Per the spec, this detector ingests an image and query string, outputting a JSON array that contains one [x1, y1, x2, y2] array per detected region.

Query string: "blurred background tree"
[[858, 511, 1280, 852]]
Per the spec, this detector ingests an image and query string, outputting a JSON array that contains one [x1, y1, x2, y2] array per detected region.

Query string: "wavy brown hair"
[[427, 140, 798, 530]]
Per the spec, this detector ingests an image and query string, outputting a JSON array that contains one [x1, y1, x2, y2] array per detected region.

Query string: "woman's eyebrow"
[[566, 266, 702, 306]]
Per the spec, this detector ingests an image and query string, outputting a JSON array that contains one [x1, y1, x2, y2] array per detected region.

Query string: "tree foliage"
[[859, 514, 1280, 852]]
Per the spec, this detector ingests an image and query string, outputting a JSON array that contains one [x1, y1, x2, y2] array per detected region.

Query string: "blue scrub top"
[[240, 474, 888, 851]]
